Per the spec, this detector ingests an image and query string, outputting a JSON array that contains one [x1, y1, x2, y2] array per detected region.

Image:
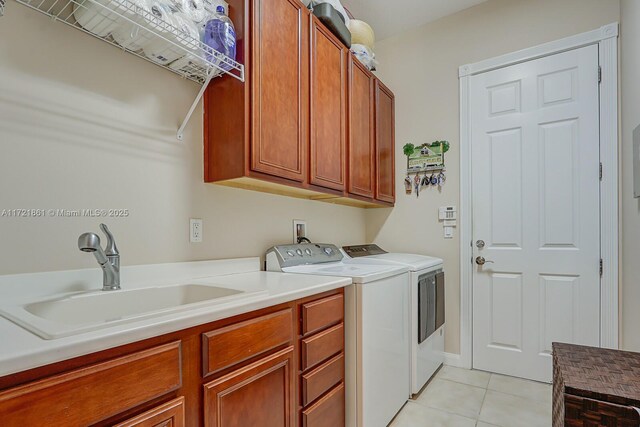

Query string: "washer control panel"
[[266, 243, 343, 269]]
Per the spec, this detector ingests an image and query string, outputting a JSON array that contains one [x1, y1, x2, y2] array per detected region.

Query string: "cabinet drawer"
[[301, 353, 344, 406], [114, 397, 185, 427], [301, 323, 344, 371], [202, 308, 293, 376], [0, 342, 181, 427], [301, 293, 344, 336], [302, 382, 345, 427]]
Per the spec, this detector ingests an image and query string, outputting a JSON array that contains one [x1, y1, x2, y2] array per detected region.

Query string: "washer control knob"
[[286, 250, 295, 257], [296, 249, 303, 256], [305, 248, 313, 255], [323, 247, 333, 255]]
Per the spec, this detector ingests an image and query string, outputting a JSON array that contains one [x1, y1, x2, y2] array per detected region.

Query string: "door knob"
[[475, 256, 494, 266]]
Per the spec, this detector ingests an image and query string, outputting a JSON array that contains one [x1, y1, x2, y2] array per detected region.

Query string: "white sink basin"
[[0, 284, 258, 340]]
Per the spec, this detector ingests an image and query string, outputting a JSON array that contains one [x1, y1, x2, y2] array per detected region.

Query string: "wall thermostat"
[[439, 206, 457, 220]]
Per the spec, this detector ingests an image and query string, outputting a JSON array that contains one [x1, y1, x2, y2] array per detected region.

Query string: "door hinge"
[[599, 162, 603, 181], [600, 259, 603, 277], [598, 66, 602, 84]]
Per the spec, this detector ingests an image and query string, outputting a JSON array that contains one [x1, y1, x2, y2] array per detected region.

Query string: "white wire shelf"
[[9, 0, 244, 139]]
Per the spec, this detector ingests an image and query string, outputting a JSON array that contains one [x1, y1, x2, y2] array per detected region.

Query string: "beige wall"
[[620, 0, 640, 352], [368, 0, 621, 354], [0, 5, 366, 275]]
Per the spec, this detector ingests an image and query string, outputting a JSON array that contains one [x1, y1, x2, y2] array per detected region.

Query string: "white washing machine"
[[266, 243, 410, 427], [342, 244, 445, 396]]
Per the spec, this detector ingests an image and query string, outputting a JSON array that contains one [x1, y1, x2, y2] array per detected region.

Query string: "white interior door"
[[470, 45, 601, 382]]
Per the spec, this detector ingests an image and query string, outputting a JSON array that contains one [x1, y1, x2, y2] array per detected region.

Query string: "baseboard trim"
[[443, 352, 468, 368]]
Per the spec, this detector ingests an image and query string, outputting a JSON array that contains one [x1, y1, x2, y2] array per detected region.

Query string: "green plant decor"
[[403, 143, 415, 170]]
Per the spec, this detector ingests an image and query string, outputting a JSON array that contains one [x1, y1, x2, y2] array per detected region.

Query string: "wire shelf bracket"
[[8, 0, 244, 140], [177, 68, 215, 141]]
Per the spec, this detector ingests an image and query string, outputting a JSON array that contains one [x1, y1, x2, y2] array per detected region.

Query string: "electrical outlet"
[[293, 220, 307, 243], [190, 218, 203, 243]]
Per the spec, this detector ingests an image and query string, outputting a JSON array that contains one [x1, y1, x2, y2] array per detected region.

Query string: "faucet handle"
[[100, 224, 119, 257]]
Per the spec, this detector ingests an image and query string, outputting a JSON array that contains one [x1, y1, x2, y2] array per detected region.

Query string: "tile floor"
[[390, 366, 552, 427]]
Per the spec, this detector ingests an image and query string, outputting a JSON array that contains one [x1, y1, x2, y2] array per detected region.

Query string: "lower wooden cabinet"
[[0, 289, 345, 427], [204, 347, 295, 427]]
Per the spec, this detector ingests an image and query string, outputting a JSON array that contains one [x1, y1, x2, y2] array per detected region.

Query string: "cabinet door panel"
[[348, 58, 375, 198], [252, 0, 309, 182], [204, 347, 295, 427], [375, 80, 395, 203], [310, 17, 347, 191]]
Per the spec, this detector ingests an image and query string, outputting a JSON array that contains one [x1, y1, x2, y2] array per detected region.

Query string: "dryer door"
[[418, 272, 436, 344]]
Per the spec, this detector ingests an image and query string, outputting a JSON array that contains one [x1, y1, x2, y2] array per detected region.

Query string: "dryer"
[[342, 244, 445, 396]]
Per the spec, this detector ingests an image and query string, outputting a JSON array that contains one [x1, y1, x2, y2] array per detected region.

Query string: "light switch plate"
[[190, 218, 203, 243], [444, 226, 454, 239]]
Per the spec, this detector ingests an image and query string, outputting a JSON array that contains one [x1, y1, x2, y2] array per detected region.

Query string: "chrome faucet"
[[78, 224, 120, 291]]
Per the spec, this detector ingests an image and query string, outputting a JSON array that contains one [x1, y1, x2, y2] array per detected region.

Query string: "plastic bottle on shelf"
[[202, 5, 236, 71]]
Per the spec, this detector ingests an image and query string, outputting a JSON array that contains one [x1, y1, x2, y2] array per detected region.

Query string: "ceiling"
[[340, 0, 488, 41]]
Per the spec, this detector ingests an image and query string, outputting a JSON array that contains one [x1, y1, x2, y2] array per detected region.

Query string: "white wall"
[[368, 0, 620, 354], [0, 4, 367, 275], [620, 0, 640, 352]]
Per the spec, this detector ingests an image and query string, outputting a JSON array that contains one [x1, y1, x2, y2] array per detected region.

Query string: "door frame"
[[456, 23, 619, 370]]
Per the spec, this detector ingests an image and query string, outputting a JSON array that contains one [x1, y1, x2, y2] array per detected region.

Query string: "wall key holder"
[[403, 141, 450, 197]]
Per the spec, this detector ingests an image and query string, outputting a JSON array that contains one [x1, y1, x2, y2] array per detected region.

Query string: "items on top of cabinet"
[[309, 0, 349, 25], [311, 2, 350, 47], [350, 43, 376, 70], [347, 19, 374, 49], [347, 19, 376, 70]]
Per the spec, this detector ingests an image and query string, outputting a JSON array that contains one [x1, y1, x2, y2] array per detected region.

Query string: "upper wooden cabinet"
[[204, 0, 395, 208], [204, 0, 310, 186], [375, 79, 396, 204], [309, 16, 348, 192], [251, 0, 309, 182], [347, 56, 376, 199]]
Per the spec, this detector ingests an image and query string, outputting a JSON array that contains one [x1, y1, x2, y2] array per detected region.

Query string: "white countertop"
[[0, 258, 351, 377]]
